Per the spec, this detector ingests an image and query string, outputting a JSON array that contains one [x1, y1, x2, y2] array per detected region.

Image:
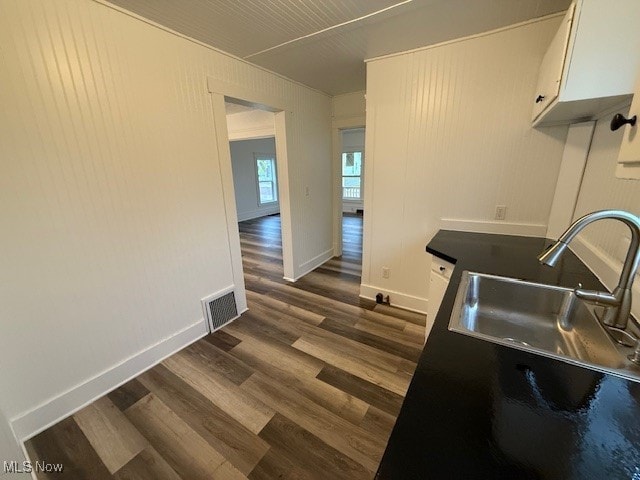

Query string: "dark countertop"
[[376, 230, 640, 480]]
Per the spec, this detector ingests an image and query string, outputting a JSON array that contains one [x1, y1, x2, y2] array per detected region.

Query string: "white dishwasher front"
[[426, 257, 453, 343]]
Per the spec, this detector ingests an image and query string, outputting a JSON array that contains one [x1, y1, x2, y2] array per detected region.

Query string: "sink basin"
[[448, 271, 640, 382]]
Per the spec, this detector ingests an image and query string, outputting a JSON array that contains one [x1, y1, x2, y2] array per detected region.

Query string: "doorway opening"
[[339, 128, 365, 276], [224, 100, 284, 279], [341, 128, 365, 216]]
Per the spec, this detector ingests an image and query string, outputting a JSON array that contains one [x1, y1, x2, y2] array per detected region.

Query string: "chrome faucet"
[[537, 210, 640, 332]]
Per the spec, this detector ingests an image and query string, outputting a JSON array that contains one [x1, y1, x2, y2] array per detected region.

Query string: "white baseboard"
[[12, 319, 208, 442], [570, 235, 640, 321], [342, 207, 363, 213], [359, 284, 428, 314], [237, 207, 280, 222], [440, 218, 547, 237], [342, 201, 363, 213], [285, 248, 334, 282]]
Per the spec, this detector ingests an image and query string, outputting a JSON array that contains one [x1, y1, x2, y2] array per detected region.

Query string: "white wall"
[[0, 407, 27, 479], [361, 16, 569, 312], [341, 129, 366, 213], [332, 91, 366, 124], [230, 137, 280, 221], [226, 109, 276, 141], [570, 106, 640, 320], [546, 121, 595, 239], [0, 0, 332, 443]]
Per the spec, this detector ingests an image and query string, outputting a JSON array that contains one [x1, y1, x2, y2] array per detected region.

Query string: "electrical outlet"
[[382, 267, 390, 279], [495, 205, 507, 220]]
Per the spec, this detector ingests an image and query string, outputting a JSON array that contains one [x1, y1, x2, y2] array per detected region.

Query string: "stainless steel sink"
[[448, 271, 640, 382]]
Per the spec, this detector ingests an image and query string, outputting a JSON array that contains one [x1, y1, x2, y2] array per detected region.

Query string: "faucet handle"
[[574, 287, 619, 306]]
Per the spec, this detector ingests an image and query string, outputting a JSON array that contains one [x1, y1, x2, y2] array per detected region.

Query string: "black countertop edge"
[[377, 229, 640, 480], [425, 241, 456, 265]]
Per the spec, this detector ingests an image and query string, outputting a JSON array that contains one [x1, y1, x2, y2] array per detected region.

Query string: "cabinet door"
[[426, 272, 449, 342], [531, 4, 575, 121], [616, 76, 640, 179], [563, 0, 640, 102]]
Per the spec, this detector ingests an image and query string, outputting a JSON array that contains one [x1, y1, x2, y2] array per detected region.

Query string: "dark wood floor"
[[25, 214, 425, 479]]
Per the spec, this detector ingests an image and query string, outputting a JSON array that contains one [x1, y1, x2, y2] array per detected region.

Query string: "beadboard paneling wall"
[[361, 16, 569, 311], [571, 106, 640, 319], [332, 91, 366, 123], [574, 106, 640, 257], [0, 0, 331, 439]]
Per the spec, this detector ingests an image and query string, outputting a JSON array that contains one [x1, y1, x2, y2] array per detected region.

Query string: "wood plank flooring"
[[25, 214, 426, 479]]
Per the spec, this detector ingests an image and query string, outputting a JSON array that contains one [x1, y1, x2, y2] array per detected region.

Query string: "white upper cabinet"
[[532, 0, 640, 127], [531, 5, 575, 121], [616, 75, 640, 179]]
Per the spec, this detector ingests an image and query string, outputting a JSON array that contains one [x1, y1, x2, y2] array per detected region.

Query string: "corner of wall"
[[359, 284, 427, 314], [11, 319, 208, 442], [285, 247, 334, 282]]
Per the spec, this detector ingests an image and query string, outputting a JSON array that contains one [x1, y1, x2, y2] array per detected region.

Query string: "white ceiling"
[[108, 0, 570, 95]]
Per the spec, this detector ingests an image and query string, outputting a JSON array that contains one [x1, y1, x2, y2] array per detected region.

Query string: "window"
[[255, 155, 277, 205], [342, 151, 363, 200]]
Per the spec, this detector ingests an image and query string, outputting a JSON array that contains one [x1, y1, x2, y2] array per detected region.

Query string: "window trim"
[[341, 149, 364, 201], [254, 153, 278, 206]]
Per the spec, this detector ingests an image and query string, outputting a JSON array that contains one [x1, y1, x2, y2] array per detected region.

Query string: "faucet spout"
[[538, 209, 640, 330], [537, 241, 568, 267]]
